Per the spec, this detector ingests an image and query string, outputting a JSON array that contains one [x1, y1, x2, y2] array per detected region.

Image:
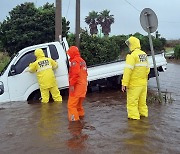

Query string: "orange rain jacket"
[[67, 46, 88, 97]]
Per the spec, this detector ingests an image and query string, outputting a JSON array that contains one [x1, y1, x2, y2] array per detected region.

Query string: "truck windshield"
[[0, 53, 17, 76]]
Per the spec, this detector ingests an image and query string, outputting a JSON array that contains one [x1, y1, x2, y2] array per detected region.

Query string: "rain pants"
[[67, 46, 88, 121], [122, 36, 150, 120], [28, 48, 62, 103]]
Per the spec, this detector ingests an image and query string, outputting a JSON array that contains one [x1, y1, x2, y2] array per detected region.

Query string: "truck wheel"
[[28, 90, 41, 102], [32, 91, 41, 101]]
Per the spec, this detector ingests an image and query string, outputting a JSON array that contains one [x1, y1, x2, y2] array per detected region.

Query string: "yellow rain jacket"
[[122, 36, 149, 119], [28, 49, 58, 89], [122, 36, 150, 87]]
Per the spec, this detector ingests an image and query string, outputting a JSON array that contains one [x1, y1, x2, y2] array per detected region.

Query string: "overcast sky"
[[1, 0, 180, 40]]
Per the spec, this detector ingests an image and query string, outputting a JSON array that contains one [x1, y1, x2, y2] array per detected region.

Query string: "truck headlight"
[[0, 81, 4, 95]]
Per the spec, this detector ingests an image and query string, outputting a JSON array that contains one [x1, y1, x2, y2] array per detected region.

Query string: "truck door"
[[48, 44, 69, 88], [7, 48, 48, 101]]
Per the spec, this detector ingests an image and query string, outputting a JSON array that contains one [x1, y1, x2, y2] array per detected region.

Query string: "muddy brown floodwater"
[[0, 62, 180, 154]]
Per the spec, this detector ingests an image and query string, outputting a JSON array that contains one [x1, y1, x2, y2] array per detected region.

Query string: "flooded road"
[[0, 62, 180, 154]]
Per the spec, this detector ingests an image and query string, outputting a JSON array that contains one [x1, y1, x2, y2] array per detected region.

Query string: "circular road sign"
[[140, 8, 158, 33]]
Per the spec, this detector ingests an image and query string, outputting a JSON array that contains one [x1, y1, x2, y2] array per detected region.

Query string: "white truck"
[[0, 38, 167, 103]]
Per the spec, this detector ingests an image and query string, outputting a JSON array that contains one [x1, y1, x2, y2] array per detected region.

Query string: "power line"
[[124, 1, 180, 25], [160, 20, 180, 24], [124, 0, 141, 12], [66, 0, 71, 18]]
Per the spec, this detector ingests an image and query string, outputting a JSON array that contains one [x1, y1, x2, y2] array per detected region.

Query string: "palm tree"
[[85, 11, 99, 36], [97, 10, 114, 36]]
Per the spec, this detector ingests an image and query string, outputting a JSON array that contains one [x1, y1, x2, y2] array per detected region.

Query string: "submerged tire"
[[28, 90, 41, 102]]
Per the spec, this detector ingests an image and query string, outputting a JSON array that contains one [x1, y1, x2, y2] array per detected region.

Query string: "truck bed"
[[87, 53, 167, 82]]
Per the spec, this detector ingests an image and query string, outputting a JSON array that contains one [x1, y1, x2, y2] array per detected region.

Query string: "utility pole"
[[55, 0, 62, 41], [76, 0, 80, 48]]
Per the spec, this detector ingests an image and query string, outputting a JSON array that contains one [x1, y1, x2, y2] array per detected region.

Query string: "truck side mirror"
[[9, 65, 16, 76]]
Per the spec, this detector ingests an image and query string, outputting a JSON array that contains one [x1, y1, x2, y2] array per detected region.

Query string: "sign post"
[[140, 8, 163, 103]]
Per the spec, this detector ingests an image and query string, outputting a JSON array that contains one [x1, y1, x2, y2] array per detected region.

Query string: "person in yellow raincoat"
[[28, 48, 62, 103], [121, 36, 150, 120]]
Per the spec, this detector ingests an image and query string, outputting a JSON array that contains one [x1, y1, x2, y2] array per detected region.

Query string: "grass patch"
[[147, 89, 174, 104], [0, 52, 10, 72], [165, 47, 174, 52], [147, 89, 161, 104]]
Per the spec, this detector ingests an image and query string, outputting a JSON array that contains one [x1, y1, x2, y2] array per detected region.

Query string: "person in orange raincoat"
[[66, 46, 88, 121]]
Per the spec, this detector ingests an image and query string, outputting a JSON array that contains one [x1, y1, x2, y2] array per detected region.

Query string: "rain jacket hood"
[[67, 46, 80, 60], [35, 48, 45, 59], [128, 36, 141, 52]]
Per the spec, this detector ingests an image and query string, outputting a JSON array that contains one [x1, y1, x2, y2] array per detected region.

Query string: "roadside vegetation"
[[165, 47, 173, 52], [67, 31, 166, 66], [0, 2, 179, 69], [0, 52, 10, 72], [165, 40, 180, 59], [147, 89, 174, 104], [0, 2, 70, 56], [174, 45, 180, 59]]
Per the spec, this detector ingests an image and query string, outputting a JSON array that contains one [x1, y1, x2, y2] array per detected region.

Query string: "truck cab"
[[0, 41, 69, 103]]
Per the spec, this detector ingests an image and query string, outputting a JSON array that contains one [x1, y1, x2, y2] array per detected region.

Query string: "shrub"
[[67, 31, 167, 66], [174, 45, 180, 59], [0, 52, 10, 72], [80, 31, 120, 66]]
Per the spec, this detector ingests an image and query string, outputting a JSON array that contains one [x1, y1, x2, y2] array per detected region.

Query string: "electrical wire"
[[65, 0, 71, 18], [124, 0, 141, 12], [124, 0, 180, 25], [160, 20, 180, 24]]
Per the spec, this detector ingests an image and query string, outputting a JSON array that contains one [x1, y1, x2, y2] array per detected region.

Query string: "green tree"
[[159, 37, 166, 47], [174, 45, 180, 59], [97, 10, 114, 36], [66, 31, 167, 66], [0, 39, 3, 51], [76, 31, 119, 66], [139, 36, 150, 52], [153, 38, 163, 51], [85, 11, 99, 36], [133, 32, 144, 39], [0, 2, 70, 56], [62, 17, 70, 37], [133, 33, 166, 54], [110, 35, 128, 59], [155, 31, 161, 39]]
